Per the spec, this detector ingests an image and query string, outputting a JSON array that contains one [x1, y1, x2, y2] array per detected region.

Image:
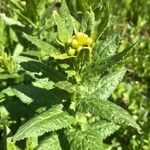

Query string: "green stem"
[[3, 125, 7, 150]]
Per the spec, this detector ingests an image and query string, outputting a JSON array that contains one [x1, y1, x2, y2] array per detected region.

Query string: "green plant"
[[104, 0, 150, 149], [0, 0, 141, 149]]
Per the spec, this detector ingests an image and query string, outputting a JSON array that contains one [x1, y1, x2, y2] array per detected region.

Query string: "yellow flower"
[[71, 39, 79, 49]]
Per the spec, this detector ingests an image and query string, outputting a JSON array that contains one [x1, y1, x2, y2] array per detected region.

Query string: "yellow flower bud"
[[75, 32, 90, 46], [86, 37, 93, 46], [67, 48, 76, 56], [71, 39, 79, 49]]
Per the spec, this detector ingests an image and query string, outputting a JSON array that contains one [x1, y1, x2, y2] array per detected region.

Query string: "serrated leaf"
[[91, 4, 109, 40], [92, 44, 135, 75], [93, 29, 124, 62], [82, 44, 133, 79], [66, 126, 103, 150], [60, 0, 73, 37], [13, 105, 74, 141], [23, 33, 60, 58], [79, 10, 95, 33], [93, 69, 126, 100], [35, 133, 62, 150], [77, 98, 141, 131], [80, 69, 126, 100], [92, 120, 120, 140], [53, 0, 73, 43], [53, 11, 68, 43]]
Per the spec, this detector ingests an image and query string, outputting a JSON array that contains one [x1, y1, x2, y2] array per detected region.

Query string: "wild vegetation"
[[0, 0, 149, 150]]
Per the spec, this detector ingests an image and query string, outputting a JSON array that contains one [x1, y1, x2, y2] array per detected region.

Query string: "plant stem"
[[3, 125, 7, 150]]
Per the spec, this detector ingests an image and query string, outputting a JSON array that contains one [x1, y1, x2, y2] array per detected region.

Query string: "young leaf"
[[35, 133, 62, 150], [13, 105, 74, 141], [77, 98, 141, 131]]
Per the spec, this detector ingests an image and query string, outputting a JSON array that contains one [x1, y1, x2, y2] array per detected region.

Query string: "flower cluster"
[[67, 32, 93, 56]]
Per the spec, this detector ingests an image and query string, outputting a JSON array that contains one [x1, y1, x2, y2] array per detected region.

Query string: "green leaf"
[[91, 3, 109, 40], [77, 98, 141, 131], [82, 43, 133, 79], [25, 136, 38, 150], [0, 106, 9, 119], [82, 29, 125, 78], [53, 11, 68, 43], [80, 69, 126, 100], [92, 69, 126, 100], [76, 0, 90, 12], [12, 87, 33, 104], [20, 60, 66, 82], [0, 13, 25, 27], [40, 2, 55, 25], [54, 81, 74, 93], [92, 44, 135, 75], [13, 105, 74, 141], [60, 0, 73, 37], [80, 10, 95, 33], [66, 126, 103, 150], [35, 133, 62, 150], [32, 78, 54, 90], [23, 33, 61, 58], [93, 29, 124, 62], [53, 0, 73, 43], [92, 120, 120, 140], [7, 137, 21, 150]]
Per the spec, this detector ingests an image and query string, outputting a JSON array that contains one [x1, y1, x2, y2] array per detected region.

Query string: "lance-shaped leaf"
[[35, 133, 62, 150], [93, 29, 124, 62], [53, 0, 73, 43], [79, 69, 125, 100], [91, 3, 109, 41], [77, 98, 141, 131], [82, 44, 133, 80], [13, 105, 74, 141], [93, 69, 126, 100], [23, 33, 60, 58]]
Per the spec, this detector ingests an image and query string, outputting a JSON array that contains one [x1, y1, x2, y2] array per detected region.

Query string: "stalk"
[[3, 125, 7, 150]]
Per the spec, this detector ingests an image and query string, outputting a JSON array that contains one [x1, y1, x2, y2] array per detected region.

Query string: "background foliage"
[[0, 0, 150, 150]]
